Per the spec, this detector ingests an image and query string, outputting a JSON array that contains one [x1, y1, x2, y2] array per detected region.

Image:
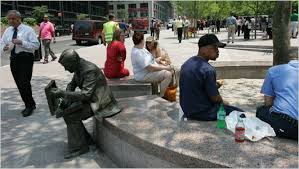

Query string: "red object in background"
[[130, 18, 149, 32], [104, 41, 129, 79]]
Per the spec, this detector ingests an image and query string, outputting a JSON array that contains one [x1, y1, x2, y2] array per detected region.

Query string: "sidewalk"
[[0, 28, 296, 168]]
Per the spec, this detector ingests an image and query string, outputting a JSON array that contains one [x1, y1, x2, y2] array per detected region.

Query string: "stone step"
[[93, 95, 298, 168]]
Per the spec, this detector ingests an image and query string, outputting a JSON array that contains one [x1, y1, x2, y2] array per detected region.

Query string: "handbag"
[[163, 69, 177, 102]]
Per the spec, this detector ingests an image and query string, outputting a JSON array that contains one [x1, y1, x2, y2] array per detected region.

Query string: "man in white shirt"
[[183, 16, 190, 39], [1, 10, 40, 117]]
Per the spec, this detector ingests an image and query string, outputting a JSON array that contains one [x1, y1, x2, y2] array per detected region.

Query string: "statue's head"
[[58, 49, 80, 73]]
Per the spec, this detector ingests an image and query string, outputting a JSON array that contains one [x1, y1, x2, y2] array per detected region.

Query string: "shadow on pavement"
[[1, 76, 105, 168]]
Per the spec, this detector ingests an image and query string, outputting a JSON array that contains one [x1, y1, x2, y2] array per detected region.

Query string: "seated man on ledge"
[[256, 48, 298, 140], [50, 49, 121, 159], [180, 34, 244, 121]]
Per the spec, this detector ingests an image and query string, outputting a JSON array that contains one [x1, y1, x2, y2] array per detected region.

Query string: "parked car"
[[167, 19, 173, 29], [55, 25, 71, 36], [72, 20, 106, 45]]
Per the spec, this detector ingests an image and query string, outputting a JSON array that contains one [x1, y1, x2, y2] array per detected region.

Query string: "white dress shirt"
[[1, 23, 39, 55]]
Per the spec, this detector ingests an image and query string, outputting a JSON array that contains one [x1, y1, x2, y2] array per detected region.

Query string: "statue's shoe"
[[64, 147, 89, 159]]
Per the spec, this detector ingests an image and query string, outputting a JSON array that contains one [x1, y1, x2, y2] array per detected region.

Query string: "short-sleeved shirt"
[[131, 47, 157, 81], [179, 56, 220, 119], [40, 21, 55, 40], [291, 13, 298, 22], [226, 16, 237, 26], [175, 19, 183, 28], [261, 60, 298, 120]]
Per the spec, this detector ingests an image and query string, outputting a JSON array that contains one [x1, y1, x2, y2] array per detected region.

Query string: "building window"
[[117, 4, 125, 9], [109, 5, 113, 10], [140, 3, 148, 9], [128, 4, 136, 9], [129, 11, 137, 18]]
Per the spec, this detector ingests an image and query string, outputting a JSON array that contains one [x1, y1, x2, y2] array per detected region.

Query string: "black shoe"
[[22, 106, 36, 117], [64, 147, 89, 159], [51, 57, 57, 61], [43, 60, 48, 64]]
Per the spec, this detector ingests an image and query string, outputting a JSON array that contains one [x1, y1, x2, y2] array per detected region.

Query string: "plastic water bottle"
[[235, 114, 245, 143], [217, 103, 226, 129]]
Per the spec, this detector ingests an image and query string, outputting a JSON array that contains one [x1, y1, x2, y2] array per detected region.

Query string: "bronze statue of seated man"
[[49, 49, 121, 159]]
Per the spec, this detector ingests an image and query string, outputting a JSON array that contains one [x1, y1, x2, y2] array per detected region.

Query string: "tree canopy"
[[173, 1, 283, 20]]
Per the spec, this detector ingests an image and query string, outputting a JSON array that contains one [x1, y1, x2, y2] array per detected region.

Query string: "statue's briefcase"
[[45, 80, 60, 116]]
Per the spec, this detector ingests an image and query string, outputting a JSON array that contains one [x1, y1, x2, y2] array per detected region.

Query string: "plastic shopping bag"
[[226, 111, 276, 141]]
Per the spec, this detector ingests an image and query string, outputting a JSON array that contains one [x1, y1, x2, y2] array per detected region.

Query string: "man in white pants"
[[226, 13, 237, 43], [290, 10, 298, 38]]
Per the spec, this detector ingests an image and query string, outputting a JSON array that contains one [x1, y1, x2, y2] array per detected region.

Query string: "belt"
[[10, 51, 33, 59], [271, 112, 298, 127]]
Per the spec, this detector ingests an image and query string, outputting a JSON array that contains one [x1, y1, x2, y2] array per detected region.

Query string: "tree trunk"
[[272, 1, 291, 65]]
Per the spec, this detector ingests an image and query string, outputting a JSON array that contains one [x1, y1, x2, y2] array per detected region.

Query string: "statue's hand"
[[50, 88, 65, 98], [55, 107, 64, 118]]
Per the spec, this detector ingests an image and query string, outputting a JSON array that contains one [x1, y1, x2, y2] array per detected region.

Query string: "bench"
[[93, 95, 298, 168], [107, 76, 159, 98]]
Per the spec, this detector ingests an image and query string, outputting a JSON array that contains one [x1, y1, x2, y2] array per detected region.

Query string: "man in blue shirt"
[[180, 34, 243, 121], [119, 20, 127, 35], [256, 49, 298, 140]]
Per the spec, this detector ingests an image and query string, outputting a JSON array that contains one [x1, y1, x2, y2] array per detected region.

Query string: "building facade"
[[108, 1, 173, 23], [1, 1, 108, 26]]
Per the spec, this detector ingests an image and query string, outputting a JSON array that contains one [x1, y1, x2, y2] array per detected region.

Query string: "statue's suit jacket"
[[64, 58, 121, 118]]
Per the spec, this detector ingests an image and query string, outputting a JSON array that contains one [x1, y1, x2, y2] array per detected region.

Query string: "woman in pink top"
[[104, 29, 129, 79]]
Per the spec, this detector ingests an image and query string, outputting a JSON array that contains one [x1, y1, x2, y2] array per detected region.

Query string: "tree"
[[32, 6, 48, 23], [77, 13, 88, 20], [117, 9, 128, 21], [23, 18, 36, 26], [1, 17, 8, 25], [272, 1, 292, 65]]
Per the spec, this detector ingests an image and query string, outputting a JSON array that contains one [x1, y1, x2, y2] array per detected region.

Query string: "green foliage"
[[173, 1, 277, 19], [23, 17, 36, 26], [32, 5, 48, 23], [1, 17, 8, 25], [77, 13, 88, 20], [117, 9, 129, 21], [292, 0, 298, 12]]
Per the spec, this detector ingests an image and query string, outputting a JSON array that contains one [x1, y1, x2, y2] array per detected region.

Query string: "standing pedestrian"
[[266, 16, 272, 39], [172, 18, 177, 36], [226, 13, 237, 43], [1, 10, 40, 117], [39, 14, 57, 64], [290, 10, 298, 38], [155, 20, 161, 40], [119, 19, 128, 35], [236, 16, 242, 36], [244, 17, 252, 40], [102, 14, 119, 46], [176, 16, 183, 43], [150, 18, 156, 38], [183, 16, 190, 39]]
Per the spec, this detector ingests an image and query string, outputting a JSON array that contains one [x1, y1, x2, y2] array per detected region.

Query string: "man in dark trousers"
[[50, 49, 122, 159], [256, 49, 298, 140], [1, 10, 40, 117]]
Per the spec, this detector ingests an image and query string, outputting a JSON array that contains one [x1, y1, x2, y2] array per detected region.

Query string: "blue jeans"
[[256, 106, 298, 140], [186, 105, 244, 121]]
